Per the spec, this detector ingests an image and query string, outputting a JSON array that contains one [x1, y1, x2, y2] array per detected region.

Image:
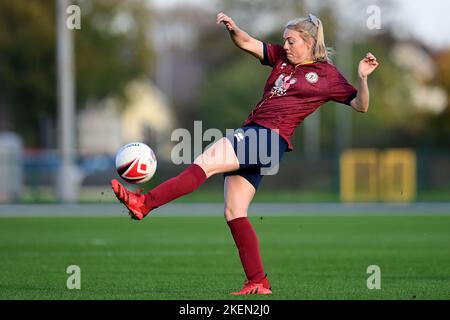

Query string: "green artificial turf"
[[0, 215, 449, 299]]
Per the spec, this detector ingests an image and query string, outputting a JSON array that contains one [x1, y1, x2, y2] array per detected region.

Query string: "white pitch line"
[[0, 202, 449, 217]]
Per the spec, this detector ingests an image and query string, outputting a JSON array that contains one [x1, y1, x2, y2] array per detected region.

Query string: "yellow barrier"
[[340, 149, 416, 202]]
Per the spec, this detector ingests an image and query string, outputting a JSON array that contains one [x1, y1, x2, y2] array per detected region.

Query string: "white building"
[[78, 79, 175, 160]]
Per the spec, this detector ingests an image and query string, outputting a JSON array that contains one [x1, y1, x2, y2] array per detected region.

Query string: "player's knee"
[[224, 206, 247, 222], [193, 158, 216, 178], [193, 154, 233, 178], [193, 138, 238, 177]]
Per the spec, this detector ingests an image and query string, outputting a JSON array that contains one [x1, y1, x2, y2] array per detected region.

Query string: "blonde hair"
[[285, 14, 333, 63]]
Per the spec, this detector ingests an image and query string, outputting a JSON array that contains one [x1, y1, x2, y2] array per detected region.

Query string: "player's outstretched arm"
[[350, 52, 379, 113], [217, 12, 264, 61]]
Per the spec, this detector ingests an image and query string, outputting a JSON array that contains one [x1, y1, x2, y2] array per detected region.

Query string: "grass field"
[[0, 214, 449, 300]]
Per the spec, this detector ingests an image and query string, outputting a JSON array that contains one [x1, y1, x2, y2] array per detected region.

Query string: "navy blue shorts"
[[223, 123, 288, 190]]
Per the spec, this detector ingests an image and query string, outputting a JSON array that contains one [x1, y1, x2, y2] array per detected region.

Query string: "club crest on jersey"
[[271, 73, 297, 96], [305, 72, 319, 84]]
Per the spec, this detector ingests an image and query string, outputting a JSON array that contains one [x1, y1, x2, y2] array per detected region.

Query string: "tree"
[[0, 0, 56, 146], [0, 0, 154, 147]]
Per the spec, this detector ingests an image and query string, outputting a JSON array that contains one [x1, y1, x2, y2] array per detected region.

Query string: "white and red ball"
[[115, 142, 157, 184]]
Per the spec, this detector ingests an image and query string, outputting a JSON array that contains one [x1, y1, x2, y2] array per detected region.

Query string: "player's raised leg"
[[224, 175, 272, 295], [112, 137, 239, 220]]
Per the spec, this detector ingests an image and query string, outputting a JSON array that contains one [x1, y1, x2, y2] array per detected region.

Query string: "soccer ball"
[[115, 142, 157, 184]]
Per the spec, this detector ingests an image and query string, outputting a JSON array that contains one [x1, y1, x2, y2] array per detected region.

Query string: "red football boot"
[[111, 179, 152, 220], [230, 275, 272, 295]]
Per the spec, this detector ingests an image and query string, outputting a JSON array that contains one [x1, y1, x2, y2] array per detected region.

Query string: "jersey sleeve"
[[260, 43, 286, 67], [328, 69, 358, 106]]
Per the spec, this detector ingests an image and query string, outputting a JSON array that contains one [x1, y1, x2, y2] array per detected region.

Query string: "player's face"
[[283, 28, 313, 65]]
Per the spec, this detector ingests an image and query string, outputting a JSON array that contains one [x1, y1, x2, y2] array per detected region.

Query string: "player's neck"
[[295, 57, 315, 67]]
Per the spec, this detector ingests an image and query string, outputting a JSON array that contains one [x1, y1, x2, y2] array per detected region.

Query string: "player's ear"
[[307, 37, 315, 49]]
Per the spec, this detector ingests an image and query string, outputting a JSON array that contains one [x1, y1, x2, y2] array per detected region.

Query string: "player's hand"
[[217, 12, 237, 31], [358, 52, 379, 79]]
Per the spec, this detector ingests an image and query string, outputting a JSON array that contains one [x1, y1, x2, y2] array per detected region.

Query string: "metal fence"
[[1, 148, 449, 203]]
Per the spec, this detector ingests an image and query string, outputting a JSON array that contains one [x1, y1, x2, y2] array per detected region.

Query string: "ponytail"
[[313, 19, 333, 63]]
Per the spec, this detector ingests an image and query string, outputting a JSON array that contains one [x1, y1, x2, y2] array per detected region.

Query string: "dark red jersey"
[[242, 43, 358, 151]]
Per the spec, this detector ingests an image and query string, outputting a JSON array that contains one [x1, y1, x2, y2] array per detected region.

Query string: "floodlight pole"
[[303, 111, 320, 160], [303, 1, 320, 160], [335, 25, 353, 154], [56, 0, 78, 203]]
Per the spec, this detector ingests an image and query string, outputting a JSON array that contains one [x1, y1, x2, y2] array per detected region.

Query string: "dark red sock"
[[144, 164, 207, 209], [227, 217, 266, 283]]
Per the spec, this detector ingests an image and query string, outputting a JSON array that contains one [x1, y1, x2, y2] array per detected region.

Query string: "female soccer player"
[[112, 12, 379, 295]]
